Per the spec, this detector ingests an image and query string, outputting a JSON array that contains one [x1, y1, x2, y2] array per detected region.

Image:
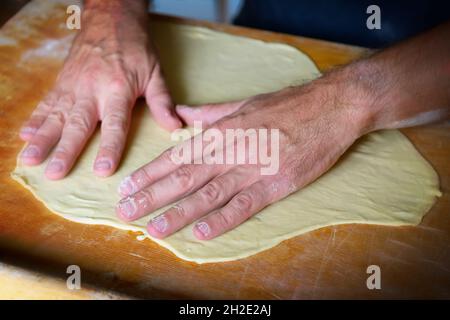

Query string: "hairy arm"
[[115, 21, 450, 240], [345, 21, 450, 134]]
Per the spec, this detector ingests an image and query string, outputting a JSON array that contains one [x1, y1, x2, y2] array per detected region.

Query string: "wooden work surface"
[[0, 0, 449, 299]]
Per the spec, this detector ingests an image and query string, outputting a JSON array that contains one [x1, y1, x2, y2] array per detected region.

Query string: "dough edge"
[[11, 135, 441, 264]]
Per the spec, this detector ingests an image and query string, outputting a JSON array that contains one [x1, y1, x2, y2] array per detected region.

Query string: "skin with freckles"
[[19, 0, 181, 180], [116, 21, 450, 240]]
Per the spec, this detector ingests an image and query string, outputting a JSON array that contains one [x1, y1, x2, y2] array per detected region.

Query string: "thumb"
[[145, 64, 182, 131], [176, 100, 245, 126]]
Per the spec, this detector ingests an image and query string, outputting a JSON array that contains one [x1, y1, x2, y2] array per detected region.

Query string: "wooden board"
[[0, 0, 449, 299], [0, 262, 128, 300]]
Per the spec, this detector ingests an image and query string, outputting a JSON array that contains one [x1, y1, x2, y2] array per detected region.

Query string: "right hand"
[[19, 3, 181, 180]]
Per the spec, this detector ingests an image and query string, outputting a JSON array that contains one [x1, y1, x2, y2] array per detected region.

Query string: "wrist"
[[74, 0, 152, 59], [83, 0, 148, 18], [329, 59, 386, 137], [81, 0, 149, 41]]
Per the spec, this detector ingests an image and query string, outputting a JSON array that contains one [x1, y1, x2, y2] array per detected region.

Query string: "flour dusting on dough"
[[11, 21, 440, 264]]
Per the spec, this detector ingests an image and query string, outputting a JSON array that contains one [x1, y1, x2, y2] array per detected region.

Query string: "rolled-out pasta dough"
[[12, 22, 441, 263]]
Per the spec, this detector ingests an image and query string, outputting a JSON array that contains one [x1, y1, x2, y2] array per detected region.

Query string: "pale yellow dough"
[[12, 22, 441, 263]]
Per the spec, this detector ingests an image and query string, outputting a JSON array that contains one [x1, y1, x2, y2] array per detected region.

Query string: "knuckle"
[[215, 211, 234, 228], [138, 167, 153, 186], [233, 193, 253, 213], [109, 78, 128, 91], [36, 100, 53, 113], [57, 94, 74, 106], [162, 147, 174, 160], [104, 113, 128, 132], [31, 132, 53, 146], [140, 188, 155, 205], [167, 146, 184, 165], [47, 110, 67, 126], [28, 112, 46, 123], [172, 204, 186, 220], [172, 166, 194, 189], [200, 181, 222, 203], [66, 112, 91, 134]]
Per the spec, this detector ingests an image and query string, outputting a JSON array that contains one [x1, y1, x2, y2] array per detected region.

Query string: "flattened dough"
[[12, 22, 441, 263]]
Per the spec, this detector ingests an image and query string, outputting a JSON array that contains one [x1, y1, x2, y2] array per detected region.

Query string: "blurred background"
[[0, 0, 244, 26], [2, 1, 448, 49], [151, 0, 243, 23]]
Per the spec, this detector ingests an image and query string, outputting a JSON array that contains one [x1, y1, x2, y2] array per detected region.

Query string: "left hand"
[[115, 75, 371, 240], [19, 1, 181, 179]]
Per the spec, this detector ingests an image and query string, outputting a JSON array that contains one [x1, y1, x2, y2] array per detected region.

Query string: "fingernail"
[[151, 215, 168, 233], [117, 196, 137, 219], [21, 145, 40, 158], [46, 159, 64, 173], [20, 127, 37, 136], [195, 221, 210, 237], [118, 176, 136, 196], [94, 158, 112, 171]]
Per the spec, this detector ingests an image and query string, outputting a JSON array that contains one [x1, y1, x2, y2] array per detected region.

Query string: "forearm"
[[84, 0, 148, 22], [340, 21, 450, 135], [73, 0, 152, 87]]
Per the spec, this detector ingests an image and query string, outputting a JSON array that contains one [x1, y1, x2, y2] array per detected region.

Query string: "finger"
[[20, 95, 73, 165], [93, 97, 133, 177], [176, 100, 245, 126], [193, 179, 286, 240], [19, 92, 58, 141], [117, 146, 185, 197], [118, 116, 223, 197], [145, 64, 182, 131], [116, 164, 220, 222], [146, 167, 255, 239], [117, 126, 214, 197], [45, 100, 98, 180]]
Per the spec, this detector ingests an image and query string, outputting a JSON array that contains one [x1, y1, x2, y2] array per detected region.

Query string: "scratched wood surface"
[[0, 0, 449, 299]]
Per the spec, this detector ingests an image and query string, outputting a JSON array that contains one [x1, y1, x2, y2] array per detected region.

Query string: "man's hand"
[[114, 20, 450, 240], [19, 0, 181, 180], [115, 76, 369, 240]]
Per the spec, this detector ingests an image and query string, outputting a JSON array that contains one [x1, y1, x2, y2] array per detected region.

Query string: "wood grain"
[[0, 1, 448, 299]]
